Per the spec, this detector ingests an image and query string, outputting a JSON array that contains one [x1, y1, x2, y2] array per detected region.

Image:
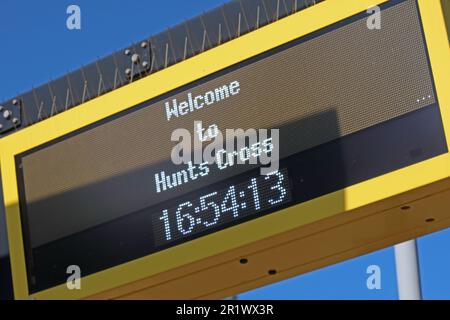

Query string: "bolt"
[[124, 49, 131, 56], [12, 117, 19, 125], [131, 53, 140, 64], [125, 68, 132, 76], [3, 110, 12, 120], [142, 61, 149, 69], [12, 98, 19, 105], [0, 124, 3, 130], [0, 105, 4, 112], [141, 41, 148, 48]]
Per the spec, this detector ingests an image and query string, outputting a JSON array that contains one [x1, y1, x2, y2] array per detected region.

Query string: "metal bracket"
[[122, 40, 152, 82], [0, 99, 21, 135]]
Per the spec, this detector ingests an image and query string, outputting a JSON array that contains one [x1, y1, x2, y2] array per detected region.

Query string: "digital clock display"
[[14, 0, 448, 293], [154, 169, 290, 246]]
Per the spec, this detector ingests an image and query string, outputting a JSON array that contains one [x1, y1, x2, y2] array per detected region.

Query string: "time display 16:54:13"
[[154, 168, 291, 246]]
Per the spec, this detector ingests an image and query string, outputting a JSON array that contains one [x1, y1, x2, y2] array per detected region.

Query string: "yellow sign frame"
[[1, 0, 449, 299]]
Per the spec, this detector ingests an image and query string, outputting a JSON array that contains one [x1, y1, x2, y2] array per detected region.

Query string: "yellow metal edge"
[[0, 155, 29, 299], [419, 0, 450, 152], [441, 0, 450, 41]]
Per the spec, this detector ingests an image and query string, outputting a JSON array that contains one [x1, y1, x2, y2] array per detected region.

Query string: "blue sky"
[[0, 0, 449, 299]]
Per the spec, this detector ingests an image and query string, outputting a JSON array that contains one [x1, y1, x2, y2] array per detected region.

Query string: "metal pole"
[[394, 239, 422, 300]]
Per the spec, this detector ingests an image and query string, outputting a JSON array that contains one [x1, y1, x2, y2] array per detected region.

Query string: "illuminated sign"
[[154, 169, 291, 246], [1, 0, 449, 299]]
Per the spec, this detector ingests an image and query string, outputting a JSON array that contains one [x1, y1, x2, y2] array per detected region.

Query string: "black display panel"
[[15, 0, 448, 293]]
